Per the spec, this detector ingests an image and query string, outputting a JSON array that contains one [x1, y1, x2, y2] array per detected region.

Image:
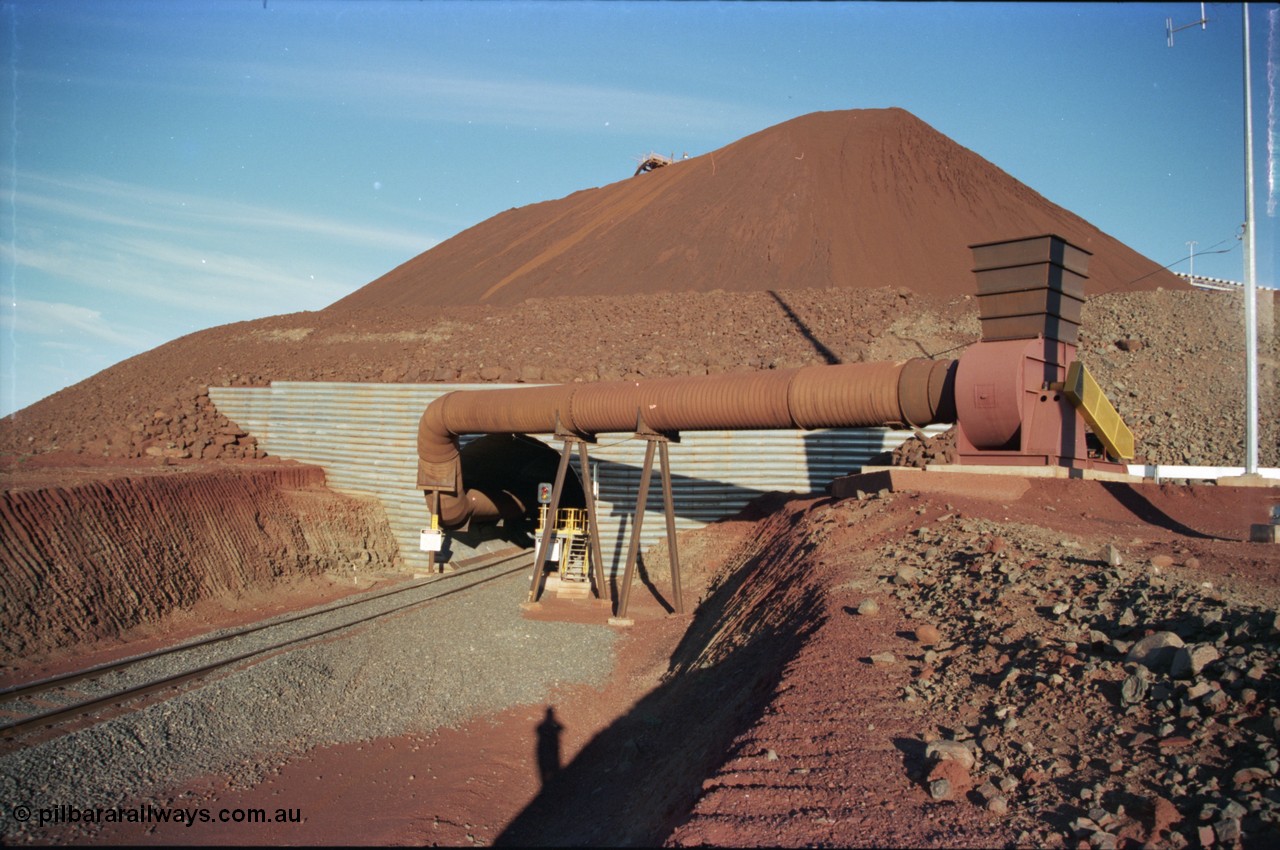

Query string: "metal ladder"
[[559, 533, 591, 581]]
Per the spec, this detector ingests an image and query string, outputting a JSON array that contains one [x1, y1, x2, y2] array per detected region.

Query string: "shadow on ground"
[[496, 493, 828, 847]]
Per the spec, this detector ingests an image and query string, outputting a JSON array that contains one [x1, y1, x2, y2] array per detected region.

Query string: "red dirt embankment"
[[0, 461, 398, 673], [665, 478, 1279, 849]]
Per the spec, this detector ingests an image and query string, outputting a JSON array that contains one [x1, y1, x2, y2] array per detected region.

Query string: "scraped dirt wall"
[[0, 463, 398, 662]]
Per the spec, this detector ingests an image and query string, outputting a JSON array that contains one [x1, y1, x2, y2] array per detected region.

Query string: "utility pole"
[[1167, 3, 1260, 475], [1241, 4, 1259, 474], [1186, 240, 1198, 285]]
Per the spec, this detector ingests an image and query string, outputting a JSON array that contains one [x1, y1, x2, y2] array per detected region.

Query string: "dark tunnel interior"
[[455, 433, 587, 547]]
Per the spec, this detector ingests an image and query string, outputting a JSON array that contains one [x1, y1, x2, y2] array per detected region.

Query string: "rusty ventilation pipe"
[[419, 358, 957, 529]]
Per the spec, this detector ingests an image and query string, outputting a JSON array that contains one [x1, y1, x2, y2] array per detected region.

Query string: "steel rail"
[[0, 549, 534, 741], [0, 547, 529, 702]]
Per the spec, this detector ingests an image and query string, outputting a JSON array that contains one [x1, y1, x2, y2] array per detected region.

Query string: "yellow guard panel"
[[1065, 361, 1135, 461]]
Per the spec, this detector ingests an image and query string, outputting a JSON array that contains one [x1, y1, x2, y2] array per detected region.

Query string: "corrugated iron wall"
[[209, 382, 947, 575]]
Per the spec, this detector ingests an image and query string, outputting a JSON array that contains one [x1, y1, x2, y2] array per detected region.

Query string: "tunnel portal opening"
[[455, 433, 587, 549]]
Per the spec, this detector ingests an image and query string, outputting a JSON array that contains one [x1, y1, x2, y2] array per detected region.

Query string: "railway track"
[[0, 548, 535, 745]]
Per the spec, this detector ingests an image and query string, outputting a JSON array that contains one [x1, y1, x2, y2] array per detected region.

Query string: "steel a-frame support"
[[612, 418, 684, 623]]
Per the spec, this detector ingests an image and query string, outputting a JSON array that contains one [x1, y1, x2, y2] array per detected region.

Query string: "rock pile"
[[891, 427, 959, 469], [1, 287, 1273, 470], [1081, 289, 1277, 470], [21, 386, 260, 461], [889, 514, 1279, 847]]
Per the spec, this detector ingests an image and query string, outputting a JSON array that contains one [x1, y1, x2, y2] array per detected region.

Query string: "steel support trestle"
[[614, 424, 683, 620]]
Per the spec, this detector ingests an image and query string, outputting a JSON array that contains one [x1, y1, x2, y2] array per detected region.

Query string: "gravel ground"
[[5, 559, 530, 712], [0, 571, 617, 844]]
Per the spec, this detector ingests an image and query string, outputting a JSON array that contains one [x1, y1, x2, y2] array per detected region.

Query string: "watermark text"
[[10, 802, 303, 829]]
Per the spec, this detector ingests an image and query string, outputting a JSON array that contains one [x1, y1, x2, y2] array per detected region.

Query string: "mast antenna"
[[1166, 2, 1208, 47]]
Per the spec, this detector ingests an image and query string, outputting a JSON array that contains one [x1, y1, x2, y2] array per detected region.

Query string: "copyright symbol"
[[13, 804, 31, 822]]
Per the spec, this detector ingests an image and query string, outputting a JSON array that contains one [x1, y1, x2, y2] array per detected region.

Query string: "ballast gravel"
[[0, 572, 617, 843]]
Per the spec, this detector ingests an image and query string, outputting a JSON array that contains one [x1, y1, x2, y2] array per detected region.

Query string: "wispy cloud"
[[5, 299, 151, 349], [1, 239, 342, 317], [0, 167, 434, 414], [38, 45, 766, 137], [2, 171, 439, 332], [14, 173, 437, 255], [253, 64, 765, 134]]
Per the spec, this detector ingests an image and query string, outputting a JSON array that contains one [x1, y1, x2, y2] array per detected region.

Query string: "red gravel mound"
[[331, 108, 1183, 312]]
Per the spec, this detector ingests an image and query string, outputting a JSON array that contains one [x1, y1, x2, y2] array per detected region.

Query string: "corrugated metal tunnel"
[[208, 381, 950, 576]]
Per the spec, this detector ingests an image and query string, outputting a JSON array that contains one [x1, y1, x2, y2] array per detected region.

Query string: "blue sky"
[[1, 1, 1275, 417]]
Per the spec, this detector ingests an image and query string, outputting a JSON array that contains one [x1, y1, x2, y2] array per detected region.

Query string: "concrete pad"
[[831, 468, 1035, 502], [832, 462, 1152, 501], [541, 574, 594, 599], [1219, 473, 1280, 489], [858, 464, 1143, 483]]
